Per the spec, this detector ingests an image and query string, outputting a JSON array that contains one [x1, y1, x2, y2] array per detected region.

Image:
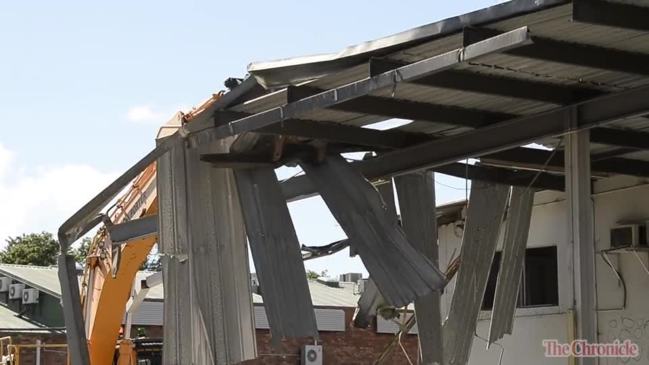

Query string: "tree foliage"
[[0, 232, 59, 266], [70, 237, 92, 264], [306, 269, 328, 280]]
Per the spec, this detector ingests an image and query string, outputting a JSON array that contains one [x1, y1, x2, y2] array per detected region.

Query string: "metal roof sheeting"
[[252, 280, 360, 308], [0, 264, 61, 297], [0, 305, 43, 330], [0, 264, 163, 301], [223, 0, 649, 165]]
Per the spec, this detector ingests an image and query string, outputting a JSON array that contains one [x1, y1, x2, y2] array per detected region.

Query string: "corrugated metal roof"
[[253, 280, 360, 308], [0, 264, 359, 308], [0, 264, 61, 297], [0, 304, 42, 330], [225, 0, 649, 159], [0, 264, 163, 301]]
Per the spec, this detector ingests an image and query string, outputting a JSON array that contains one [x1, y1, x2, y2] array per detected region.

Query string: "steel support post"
[[565, 130, 598, 365]]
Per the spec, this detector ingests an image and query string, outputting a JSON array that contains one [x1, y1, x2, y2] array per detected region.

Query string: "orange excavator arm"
[[79, 164, 158, 365]]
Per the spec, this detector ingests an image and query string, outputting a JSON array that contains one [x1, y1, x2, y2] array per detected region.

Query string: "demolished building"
[[57, 0, 649, 364]]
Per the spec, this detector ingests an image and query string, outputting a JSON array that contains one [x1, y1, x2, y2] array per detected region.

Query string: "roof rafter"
[[464, 27, 649, 76], [573, 0, 649, 32], [286, 85, 515, 128], [369, 58, 604, 104]]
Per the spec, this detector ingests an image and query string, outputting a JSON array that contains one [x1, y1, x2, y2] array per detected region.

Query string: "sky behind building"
[[0, 0, 504, 275]]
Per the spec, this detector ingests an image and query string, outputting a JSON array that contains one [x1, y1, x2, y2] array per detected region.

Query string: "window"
[[482, 246, 558, 310]]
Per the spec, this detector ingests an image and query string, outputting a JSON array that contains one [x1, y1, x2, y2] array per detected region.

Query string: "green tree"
[[306, 269, 328, 280], [70, 237, 92, 264], [0, 232, 59, 266], [306, 270, 320, 280]]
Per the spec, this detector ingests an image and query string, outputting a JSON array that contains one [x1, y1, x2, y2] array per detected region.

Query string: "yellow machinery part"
[[87, 234, 156, 365]]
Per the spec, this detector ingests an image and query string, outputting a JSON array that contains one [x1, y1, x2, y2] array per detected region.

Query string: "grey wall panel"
[[442, 181, 509, 365], [395, 172, 443, 365], [129, 301, 163, 326], [158, 140, 257, 365], [157, 146, 193, 365], [235, 167, 319, 342], [488, 187, 534, 345], [185, 138, 257, 363], [300, 155, 446, 307], [352, 181, 395, 329]]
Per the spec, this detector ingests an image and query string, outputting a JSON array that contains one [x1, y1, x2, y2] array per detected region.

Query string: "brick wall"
[[243, 308, 420, 365], [1, 308, 421, 365], [0, 332, 68, 365]]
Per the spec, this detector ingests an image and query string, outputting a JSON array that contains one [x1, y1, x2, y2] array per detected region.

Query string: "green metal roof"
[[253, 279, 360, 308], [0, 265, 360, 308], [0, 304, 42, 330], [0, 264, 61, 297], [0, 264, 163, 300]]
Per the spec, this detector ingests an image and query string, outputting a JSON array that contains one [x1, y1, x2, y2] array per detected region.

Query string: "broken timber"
[[488, 186, 534, 346], [443, 181, 509, 365], [235, 167, 319, 342], [300, 155, 446, 307], [395, 172, 443, 365]]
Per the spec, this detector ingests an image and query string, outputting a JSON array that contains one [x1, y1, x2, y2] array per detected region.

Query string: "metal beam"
[[200, 153, 276, 169], [369, 58, 603, 104], [107, 215, 158, 243], [281, 161, 564, 203], [464, 27, 649, 76], [482, 147, 649, 177], [565, 130, 598, 365], [197, 27, 531, 145], [287, 85, 515, 128], [590, 127, 649, 150], [300, 155, 447, 307], [58, 254, 91, 365], [395, 172, 443, 365], [355, 84, 649, 179], [214, 110, 428, 149], [573, 0, 649, 32]]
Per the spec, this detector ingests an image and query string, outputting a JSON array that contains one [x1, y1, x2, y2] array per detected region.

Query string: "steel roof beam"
[[107, 215, 158, 243], [356, 83, 649, 179], [483, 147, 649, 177], [590, 127, 649, 150], [281, 83, 649, 202], [573, 0, 649, 32], [286, 85, 515, 128], [369, 58, 604, 105], [281, 161, 564, 202], [194, 27, 532, 144], [214, 110, 427, 149], [464, 27, 649, 76]]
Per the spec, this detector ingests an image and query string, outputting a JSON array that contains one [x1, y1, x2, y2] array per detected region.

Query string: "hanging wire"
[[474, 330, 505, 365]]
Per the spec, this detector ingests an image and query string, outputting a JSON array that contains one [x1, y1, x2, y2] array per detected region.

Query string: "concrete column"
[[565, 130, 598, 365]]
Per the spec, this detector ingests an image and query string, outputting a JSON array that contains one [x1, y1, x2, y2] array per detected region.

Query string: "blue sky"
[[0, 0, 503, 276]]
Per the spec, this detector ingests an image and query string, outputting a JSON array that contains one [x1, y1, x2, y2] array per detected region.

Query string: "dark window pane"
[[480, 246, 558, 310]]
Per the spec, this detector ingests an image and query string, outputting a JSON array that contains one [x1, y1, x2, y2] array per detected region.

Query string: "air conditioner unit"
[[0, 277, 10, 292], [301, 344, 323, 365], [610, 224, 648, 248], [22, 288, 39, 304], [9, 284, 24, 300]]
